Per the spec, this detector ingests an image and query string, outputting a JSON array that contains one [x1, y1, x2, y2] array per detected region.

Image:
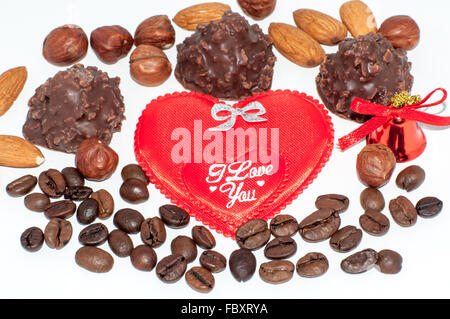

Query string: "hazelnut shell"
[[379, 15, 420, 50], [356, 144, 396, 188], [90, 25, 134, 64], [129, 45, 172, 87]]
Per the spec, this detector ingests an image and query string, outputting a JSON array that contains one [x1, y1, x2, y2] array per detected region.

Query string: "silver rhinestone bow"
[[209, 101, 267, 131]]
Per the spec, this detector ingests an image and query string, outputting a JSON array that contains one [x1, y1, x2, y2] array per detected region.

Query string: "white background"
[[0, 0, 449, 299]]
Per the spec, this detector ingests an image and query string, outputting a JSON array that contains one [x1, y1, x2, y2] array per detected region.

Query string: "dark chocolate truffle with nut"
[[316, 32, 413, 123], [175, 11, 276, 100]]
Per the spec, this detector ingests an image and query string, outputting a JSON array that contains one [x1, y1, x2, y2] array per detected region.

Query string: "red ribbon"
[[338, 88, 450, 150]]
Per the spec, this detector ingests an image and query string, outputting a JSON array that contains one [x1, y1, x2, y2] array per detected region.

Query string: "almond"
[[0, 135, 45, 168], [293, 9, 347, 46], [0, 66, 27, 117], [173, 2, 231, 31], [339, 0, 377, 37], [269, 23, 325, 68]]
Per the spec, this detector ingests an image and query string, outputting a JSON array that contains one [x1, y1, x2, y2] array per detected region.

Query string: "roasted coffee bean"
[[171, 235, 198, 263], [389, 196, 418, 227], [64, 185, 93, 201], [296, 252, 329, 278], [329, 225, 363, 252], [78, 223, 109, 246], [199, 250, 227, 273], [235, 219, 271, 250], [375, 249, 403, 274], [44, 200, 76, 219], [121, 164, 149, 184], [298, 208, 341, 242], [61, 167, 85, 187], [341, 248, 378, 274], [140, 217, 166, 248], [159, 204, 190, 228], [38, 169, 66, 198], [360, 188, 385, 211], [119, 178, 149, 204], [315, 194, 349, 213], [20, 227, 44, 252], [185, 266, 215, 293], [130, 244, 157, 271], [269, 214, 298, 237], [77, 198, 99, 225], [91, 189, 114, 219], [359, 209, 390, 236], [24, 193, 50, 212], [259, 260, 295, 284], [75, 246, 114, 273], [113, 208, 144, 234], [264, 236, 297, 259], [44, 218, 72, 249], [108, 229, 134, 257], [416, 197, 443, 218], [156, 254, 187, 283], [6, 175, 37, 197], [229, 248, 256, 282], [192, 225, 216, 249], [396, 165, 425, 192]]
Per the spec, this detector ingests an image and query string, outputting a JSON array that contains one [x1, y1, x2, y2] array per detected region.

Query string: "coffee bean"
[[44, 218, 72, 249], [259, 260, 295, 284], [140, 217, 166, 248], [416, 197, 443, 218], [24, 193, 50, 212], [315, 194, 349, 213], [359, 209, 390, 236], [235, 219, 271, 250], [296, 252, 329, 278], [113, 208, 144, 234], [6, 175, 37, 197], [64, 186, 93, 201], [121, 164, 149, 184], [20, 227, 44, 252], [130, 245, 157, 271], [329, 226, 363, 252], [360, 188, 385, 211], [119, 178, 149, 204], [264, 236, 297, 259], [75, 246, 114, 273], [269, 214, 298, 237], [77, 198, 99, 225], [192, 225, 216, 249], [159, 205, 190, 228], [108, 229, 134, 257], [229, 248, 256, 282], [38, 169, 66, 198], [389, 196, 418, 227], [199, 250, 227, 273], [79, 223, 109, 246], [396, 165, 425, 192], [156, 254, 187, 283], [375, 249, 403, 274], [91, 189, 114, 219], [44, 200, 76, 219], [298, 208, 341, 242], [62, 167, 85, 187], [185, 266, 215, 293], [171, 235, 198, 263], [341, 248, 378, 274]]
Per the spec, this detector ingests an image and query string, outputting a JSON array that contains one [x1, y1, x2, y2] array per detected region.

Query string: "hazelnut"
[[75, 138, 119, 182], [356, 144, 396, 188], [90, 25, 134, 64], [130, 45, 172, 87], [135, 15, 175, 49], [238, 0, 277, 20], [379, 15, 420, 50], [43, 24, 88, 66]]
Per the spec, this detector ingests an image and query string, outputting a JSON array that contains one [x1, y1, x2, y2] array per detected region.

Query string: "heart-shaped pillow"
[[134, 90, 334, 238]]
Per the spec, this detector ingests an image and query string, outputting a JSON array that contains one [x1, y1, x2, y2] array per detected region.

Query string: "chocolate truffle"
[[316, 33, 413, 123], [23, 64, 125, 153], [175, 11, 276, 100]]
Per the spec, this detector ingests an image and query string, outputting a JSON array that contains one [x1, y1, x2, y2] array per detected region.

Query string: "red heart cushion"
[[134, 90, 334, 238]]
